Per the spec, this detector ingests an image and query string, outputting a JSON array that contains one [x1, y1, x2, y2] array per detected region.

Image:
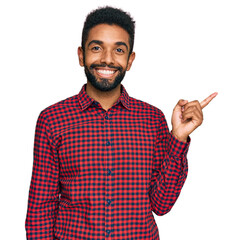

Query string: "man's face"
[[78, 24, 135, 91]]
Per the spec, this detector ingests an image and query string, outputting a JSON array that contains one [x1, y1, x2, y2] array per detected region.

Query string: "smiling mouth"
[[95, 68, 118, 78]]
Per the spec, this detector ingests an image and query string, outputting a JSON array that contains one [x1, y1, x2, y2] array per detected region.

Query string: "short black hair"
[[81, 6, 135, 55]]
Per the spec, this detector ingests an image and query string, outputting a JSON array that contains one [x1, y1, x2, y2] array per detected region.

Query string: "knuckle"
[[192, 100, 200, 106]]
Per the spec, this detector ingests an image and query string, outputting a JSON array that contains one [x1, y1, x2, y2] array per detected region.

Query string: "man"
[[25, 6, 217, 240]]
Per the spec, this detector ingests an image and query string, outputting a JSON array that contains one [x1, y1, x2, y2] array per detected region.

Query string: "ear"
[[77, 46, 84, 67], [126, 52, 136, 71]]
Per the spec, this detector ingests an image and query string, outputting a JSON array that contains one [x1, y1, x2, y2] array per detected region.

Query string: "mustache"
[[90, 63, 122, 72]]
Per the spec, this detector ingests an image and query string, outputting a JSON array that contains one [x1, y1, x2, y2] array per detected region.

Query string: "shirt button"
[[106, 140, 110, 146], [105, 115, 109, 120], [106, 199, 111, 206], [106, 229, 111, 236], [107, 168, 111, 176]]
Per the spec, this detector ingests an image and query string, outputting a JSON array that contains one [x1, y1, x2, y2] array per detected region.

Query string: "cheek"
[[84, 52, 100, 65], [118, 56, 130, 69]]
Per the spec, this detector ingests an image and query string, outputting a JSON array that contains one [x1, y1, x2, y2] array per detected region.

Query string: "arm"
[[149, 112, 190, 216], [25, 111, 60, 239], [149, 92, 217, 216]]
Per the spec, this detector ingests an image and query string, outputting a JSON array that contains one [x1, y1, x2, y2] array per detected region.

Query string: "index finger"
[[200, 92, 218, 109]]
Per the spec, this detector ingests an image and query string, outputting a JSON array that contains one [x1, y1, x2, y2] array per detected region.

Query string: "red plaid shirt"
[[25, 83, 190, 240]]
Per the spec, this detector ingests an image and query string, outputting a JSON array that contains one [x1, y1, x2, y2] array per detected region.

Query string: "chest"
[[56, 114, 157, 179]]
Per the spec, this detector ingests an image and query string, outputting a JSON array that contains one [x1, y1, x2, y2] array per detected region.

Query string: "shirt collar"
[[78, 83, 131, 111]]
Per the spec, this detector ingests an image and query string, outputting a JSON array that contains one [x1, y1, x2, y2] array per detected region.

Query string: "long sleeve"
[[149, 111, 190, 216], [25, 111, 60, 239]]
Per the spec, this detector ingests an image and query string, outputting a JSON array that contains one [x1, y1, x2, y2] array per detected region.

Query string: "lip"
[[94, 67, 118, 79]]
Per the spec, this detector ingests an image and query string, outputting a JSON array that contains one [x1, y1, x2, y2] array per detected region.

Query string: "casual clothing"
[[25, 83, 190, 240]]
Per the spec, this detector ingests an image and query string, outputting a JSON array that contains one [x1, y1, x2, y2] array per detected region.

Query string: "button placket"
[[104, 109, 113, 238]]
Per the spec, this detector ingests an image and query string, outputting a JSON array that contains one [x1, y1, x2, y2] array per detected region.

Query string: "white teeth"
[[96, 69, 115, 75]]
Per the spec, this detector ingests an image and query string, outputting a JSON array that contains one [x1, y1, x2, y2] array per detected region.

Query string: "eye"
[[91, 46, 101, 52], [116, 48, 125, 54]]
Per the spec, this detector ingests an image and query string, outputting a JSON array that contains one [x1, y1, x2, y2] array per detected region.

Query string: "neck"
[[85, 81, 122, 111]]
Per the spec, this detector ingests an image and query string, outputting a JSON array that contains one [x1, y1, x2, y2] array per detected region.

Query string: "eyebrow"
[[88, 40, 129, 51], [88, 40, 103, 47], [115, 41, 128, 51]]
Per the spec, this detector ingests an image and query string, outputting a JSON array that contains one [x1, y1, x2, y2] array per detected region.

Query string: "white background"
[[1, 0, 241, 239]]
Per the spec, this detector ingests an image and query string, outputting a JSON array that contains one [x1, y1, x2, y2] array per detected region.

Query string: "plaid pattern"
[[25, 83, 190, 240]]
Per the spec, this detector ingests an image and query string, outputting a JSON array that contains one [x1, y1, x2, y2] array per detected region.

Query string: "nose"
[[100, 49, 115, 65]]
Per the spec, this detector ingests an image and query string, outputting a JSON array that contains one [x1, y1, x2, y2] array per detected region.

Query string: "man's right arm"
[[25, 111, 60, 240]]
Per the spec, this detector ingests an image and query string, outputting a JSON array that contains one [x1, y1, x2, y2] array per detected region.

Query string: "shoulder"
[[37, 94, 79, 122], [129, 96, 166, 121]]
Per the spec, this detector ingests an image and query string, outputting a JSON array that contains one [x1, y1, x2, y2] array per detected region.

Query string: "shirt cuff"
[[168, 132, 190, 157]]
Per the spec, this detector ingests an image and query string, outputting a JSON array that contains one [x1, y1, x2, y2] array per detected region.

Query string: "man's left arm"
[[149, 93, 217, 216], [149, 113, 190, 216]]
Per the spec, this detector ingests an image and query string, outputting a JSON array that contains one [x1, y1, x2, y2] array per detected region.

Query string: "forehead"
[[87, 24, 130, 47]]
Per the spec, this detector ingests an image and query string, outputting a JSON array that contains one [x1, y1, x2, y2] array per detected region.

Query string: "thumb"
[[175, 99, 188, 110]]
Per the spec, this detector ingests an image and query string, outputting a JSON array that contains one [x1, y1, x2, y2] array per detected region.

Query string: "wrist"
[[171, 130, 188, 143]]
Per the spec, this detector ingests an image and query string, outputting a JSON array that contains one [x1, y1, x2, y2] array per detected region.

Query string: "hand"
[[171, 92, 218, 142]]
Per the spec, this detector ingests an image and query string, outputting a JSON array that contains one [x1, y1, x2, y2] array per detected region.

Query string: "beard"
[[84, 62, 127, 92]]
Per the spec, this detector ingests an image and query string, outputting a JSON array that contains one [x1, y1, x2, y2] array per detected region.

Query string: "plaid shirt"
[[25, 83, 190, 240]]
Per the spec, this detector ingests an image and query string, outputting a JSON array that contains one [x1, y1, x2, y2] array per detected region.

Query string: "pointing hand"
[[171, 93, 218, 142]]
